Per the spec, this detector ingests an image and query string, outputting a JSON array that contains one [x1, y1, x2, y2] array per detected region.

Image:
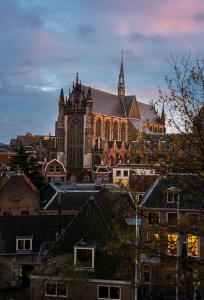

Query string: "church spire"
[[59, 88, 65, 104], [118, 50, 125, 96]]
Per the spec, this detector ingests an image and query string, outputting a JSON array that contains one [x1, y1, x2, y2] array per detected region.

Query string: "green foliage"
[[10, 146, 45, 189], [33, 254, 88, 284]]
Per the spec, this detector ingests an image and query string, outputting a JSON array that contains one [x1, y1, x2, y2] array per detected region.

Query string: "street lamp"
[[57, 192, 63, 239], [176, 190, 180, 300]]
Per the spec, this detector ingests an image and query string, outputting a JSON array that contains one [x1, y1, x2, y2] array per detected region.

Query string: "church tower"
[[118, 52, 125, 96], [55, 88, 65, 162]]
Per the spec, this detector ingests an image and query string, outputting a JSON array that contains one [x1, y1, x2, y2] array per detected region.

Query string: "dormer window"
[[167, 187, 180, 203], [74, 240, 96, 270], [16, 236, 33, 252]]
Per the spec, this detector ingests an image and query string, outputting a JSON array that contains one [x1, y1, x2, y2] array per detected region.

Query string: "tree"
[[32, 254, 94, 300], [157, 55, 204, 174], [10, 146, 45, 189]]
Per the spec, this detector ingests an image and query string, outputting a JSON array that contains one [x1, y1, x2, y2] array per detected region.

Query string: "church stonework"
[[55, 59, 165, 176]]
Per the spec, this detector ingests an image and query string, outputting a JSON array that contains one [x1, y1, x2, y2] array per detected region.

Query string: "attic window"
[[74, 240, 96, 269], [167, 187, 180, 203], [56, 165, 61, 173], [16, 236, 33, 252], [49, 165, 54, 173]]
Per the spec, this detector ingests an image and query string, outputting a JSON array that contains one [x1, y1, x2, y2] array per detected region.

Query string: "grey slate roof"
[[82, 85, 159, 123], [45, 191, 96, 211], [50, 190, 134, 281], [137, 101, 158, 122], [0, 215, 74, 253], [141, 174, 204, 210], [122, 96, 134, 117], [129, 119, 151, 133], [82, 85, 125, 117]]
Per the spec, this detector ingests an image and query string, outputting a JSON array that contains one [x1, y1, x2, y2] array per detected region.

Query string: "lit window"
[[167, 213, 177, 225], [98, 285, 120, 300], [187, 235, 199, 257], [148, 232, 159, 243], [148, 212, 159, 225], [45, 282, 68, 297], [116, 170, 121, 177], [168, 233, 178, 256], [16, 236, 32, 251], [74, 241, 96, 269], [56, 165, 61, 173]]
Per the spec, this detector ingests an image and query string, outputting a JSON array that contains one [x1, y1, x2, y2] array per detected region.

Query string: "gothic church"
[[55, 58, 165, 175]]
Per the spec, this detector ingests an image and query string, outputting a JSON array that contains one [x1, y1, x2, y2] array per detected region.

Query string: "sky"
[[1, 0, 204, 143]]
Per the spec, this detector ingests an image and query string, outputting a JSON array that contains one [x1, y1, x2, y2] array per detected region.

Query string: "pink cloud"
[[29, 31, 71, 62], [116, 0, 204, 37]]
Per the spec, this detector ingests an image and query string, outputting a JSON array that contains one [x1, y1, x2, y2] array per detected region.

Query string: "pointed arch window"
[[113, 121, 118, 140], [105, 120, 110, 140], [121, 123, 126, 142], [96, 119, 102, 137], [68, 118, 83, 168]]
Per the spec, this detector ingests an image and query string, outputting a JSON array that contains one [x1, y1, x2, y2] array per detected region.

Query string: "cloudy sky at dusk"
[[1, 0, 204, 143]]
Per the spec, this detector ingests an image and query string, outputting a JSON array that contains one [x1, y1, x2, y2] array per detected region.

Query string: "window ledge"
[[74, 267, 95, 272]]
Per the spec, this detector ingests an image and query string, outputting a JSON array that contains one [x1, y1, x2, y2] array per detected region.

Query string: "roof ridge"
[[81, 84, 119, 98], [22, 175, 38, 193], [139, 177, 161, 207]]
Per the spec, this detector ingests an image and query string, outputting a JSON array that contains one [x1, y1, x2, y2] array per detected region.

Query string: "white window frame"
[[123, 170, 129, 177], [74, 247, 95, 269], [45, 282, 68, 298], [167, 192, 177, 203], [97, 285, 121, 300], [16, 237, 33, 251], [137, 193, 144, 202], [116, 170, 121, 177]]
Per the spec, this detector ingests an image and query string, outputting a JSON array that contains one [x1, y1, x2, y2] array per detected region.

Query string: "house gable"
[[129, 98, 141, 119], [50, 195, 132, 281]]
